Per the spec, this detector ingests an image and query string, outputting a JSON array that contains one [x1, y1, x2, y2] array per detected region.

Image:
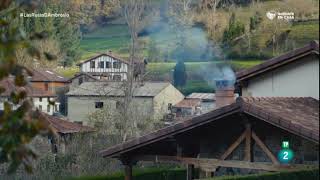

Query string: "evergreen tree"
[[173, 60, 187, 87], [222, 12, 245, 44]]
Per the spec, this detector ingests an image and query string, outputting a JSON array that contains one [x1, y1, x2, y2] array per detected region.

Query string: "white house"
[[236, 41, 319, 99], [77, 52, 129, 81], [0, 78, 60, 115]]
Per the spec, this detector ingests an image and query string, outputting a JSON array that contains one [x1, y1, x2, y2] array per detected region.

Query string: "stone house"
[[66, 81, 184, 125], [68, 72, 99, 91]]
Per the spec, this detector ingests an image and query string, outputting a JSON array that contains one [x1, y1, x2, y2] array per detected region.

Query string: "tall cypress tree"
[[173, 60, 187, 87]]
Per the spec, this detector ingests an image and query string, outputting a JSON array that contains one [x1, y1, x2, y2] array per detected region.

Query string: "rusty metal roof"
[[174, 99, 201, 108], [100, 97, 319, 158], [236, 40, 319, 83], [186, 93, 215, 101]]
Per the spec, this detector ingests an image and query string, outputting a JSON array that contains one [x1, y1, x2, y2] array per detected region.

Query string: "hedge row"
[[206, 169, 319, 180], [69, 168, 319, 180], [68, 167, 186, 180]]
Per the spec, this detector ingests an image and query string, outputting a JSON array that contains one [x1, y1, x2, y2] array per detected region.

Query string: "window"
[[98, 61, 105, 69], [113, 75, 122, 81], [113, 62, 121, 69], [39, 105, 42, 111], [44, 83, 49, 91], [39, 97, 42, 102], [79, 77, 83, 85], [116, 101, 123, 109], [90, 61, 95, 68], [106, 62, 111, 68], [75, 121, 83, 125], [47, 105, 50, 113], [95, 102, 104, 109], [55, 105, 58, 112]]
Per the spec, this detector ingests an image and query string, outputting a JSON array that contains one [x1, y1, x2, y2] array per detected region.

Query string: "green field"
[[80, 24, 131, 60]]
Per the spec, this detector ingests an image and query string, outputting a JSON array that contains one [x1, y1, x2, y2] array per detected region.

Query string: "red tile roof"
[[236, 40, 319, 82], [100, 97, 319, 158], [174, 99, 201, 108], [0, 78, 56, 97], [28, 68, 68, 82], [239, 97, 319, 143], [41, 113, 94, 134]]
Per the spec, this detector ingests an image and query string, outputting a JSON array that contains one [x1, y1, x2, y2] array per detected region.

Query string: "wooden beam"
[[187, 164, 194, 180], [252, 131, 280, 165], [244, 124, 252, 162], [220, 130, 247, 160], [134, 155, 314, 172]]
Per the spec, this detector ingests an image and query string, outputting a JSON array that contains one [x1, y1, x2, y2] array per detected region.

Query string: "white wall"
[[242, 56, 319, 99], [80, 55, 128, 80], [33, 97, 59, 115], [0, 97, 59, 115]]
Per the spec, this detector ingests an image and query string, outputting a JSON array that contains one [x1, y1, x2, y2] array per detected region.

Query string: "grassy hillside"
[[79, 0, 319, 61]]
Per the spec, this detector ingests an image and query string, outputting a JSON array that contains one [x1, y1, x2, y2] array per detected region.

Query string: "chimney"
[[215, 79, 235, 108]]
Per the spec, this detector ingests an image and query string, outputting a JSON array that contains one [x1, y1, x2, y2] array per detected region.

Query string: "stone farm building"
[[66, 82, 185, 125], [99, 41, 319, 180]]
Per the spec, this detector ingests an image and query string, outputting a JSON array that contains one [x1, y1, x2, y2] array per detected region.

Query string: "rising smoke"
[[140, 0, 223, 62]]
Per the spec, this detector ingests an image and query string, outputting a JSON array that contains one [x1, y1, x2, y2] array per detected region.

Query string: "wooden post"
[[244, 124, 252, 162], [124, 164, 132, 180], [187, 164, 194, 180], [121, 158, 133, 180]]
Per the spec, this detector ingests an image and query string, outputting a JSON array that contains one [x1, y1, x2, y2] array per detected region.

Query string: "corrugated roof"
[[100, 97, 319, 158], [186, 93, 215, 101], [66, 81, 172, 97]]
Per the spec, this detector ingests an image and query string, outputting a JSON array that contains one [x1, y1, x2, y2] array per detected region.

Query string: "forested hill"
[[20, 0, 319, 67]]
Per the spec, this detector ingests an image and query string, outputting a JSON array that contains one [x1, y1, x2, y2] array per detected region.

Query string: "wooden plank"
[[244, 124, 252, 162], [134, 155, 314, 172], [252, 131, 280, 165]]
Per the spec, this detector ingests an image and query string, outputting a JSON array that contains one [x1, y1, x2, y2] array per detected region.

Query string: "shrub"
[[205, 169, 319, 180], [68, 167, 186, 180]]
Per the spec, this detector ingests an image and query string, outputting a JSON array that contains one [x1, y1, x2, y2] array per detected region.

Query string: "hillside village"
[[0, 0, 319, 180], [1, 40, 319, 179]]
